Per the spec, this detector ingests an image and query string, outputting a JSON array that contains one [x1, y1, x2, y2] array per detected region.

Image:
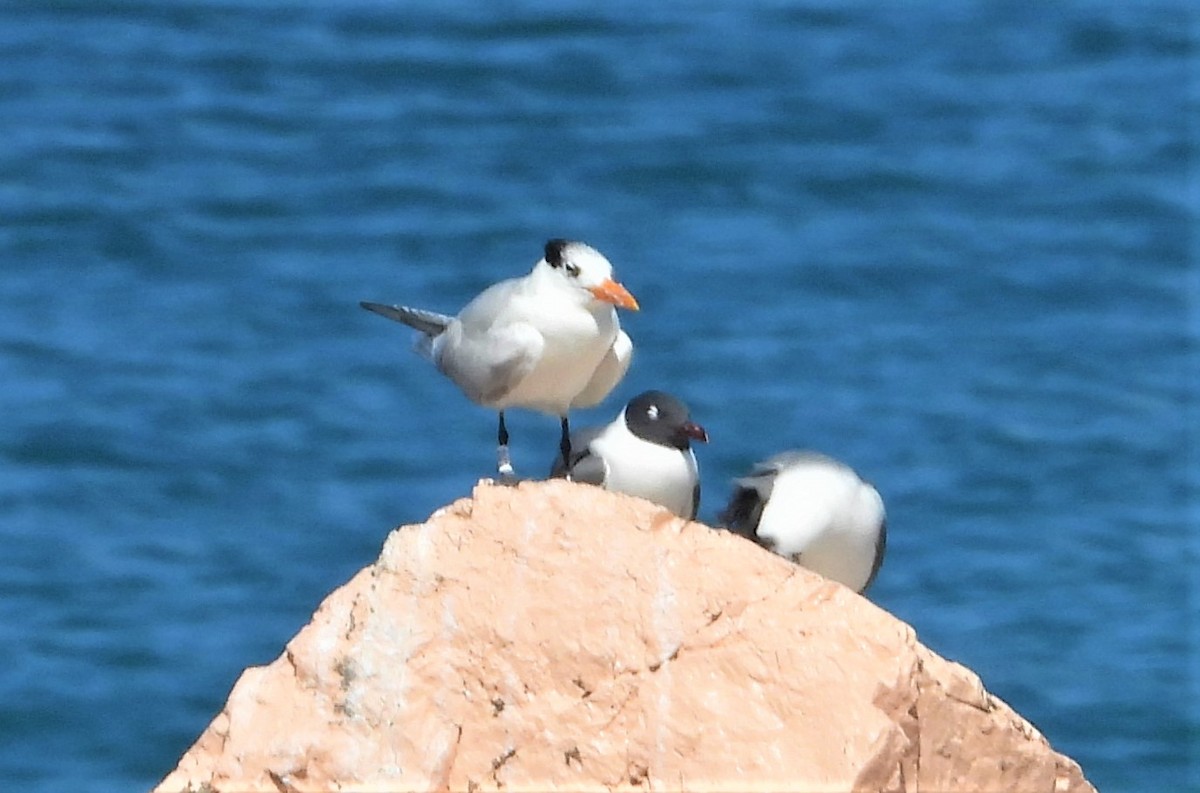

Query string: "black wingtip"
[[716, 486, 760, 536]]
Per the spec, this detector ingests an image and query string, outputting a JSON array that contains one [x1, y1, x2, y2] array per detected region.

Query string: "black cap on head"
[[544, 238, 569, 269], [624, 390, 708, 450]]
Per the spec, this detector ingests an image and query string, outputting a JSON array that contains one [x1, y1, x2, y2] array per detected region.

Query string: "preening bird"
[[551, 390, 707, 520], [361, 239, 638, 479], [718, 451, 886, 594]]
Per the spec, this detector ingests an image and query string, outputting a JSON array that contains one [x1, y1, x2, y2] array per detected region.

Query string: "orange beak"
[[589, 278, 640, 311]]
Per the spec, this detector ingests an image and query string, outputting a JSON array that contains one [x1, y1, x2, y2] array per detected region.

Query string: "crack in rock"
[[430, 724, 462, 791], [490, 747, 517, 786], [944, 685, 994, 714], [646, 645, 679, 673], [598, 684, 640, 732], [343, 593, 362, 641], [266, 769, 300, 793]]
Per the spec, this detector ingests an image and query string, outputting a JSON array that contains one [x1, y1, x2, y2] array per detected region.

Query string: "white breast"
[[590, 417, 698, 519], [497, 298, 618, 415]]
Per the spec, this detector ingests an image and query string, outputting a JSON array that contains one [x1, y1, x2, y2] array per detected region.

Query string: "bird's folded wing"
[[560, 449, 609, 487], [454, 276, 524, 331], [549, 426, 605, 479], [436, 322, 544, 407]]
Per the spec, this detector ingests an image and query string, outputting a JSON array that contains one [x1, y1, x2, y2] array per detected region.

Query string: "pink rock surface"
[[154, 479, 1095, 793]]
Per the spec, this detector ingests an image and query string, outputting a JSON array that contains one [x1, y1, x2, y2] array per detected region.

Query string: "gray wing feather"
[[435, 321, 542, 407], [561, 452, 608, 486], [549, 426, 606, 481], [454, 276, 524, 331], [360, 302, 453, 336], [755, 450, 844, 474], [361, 287, 546, 408]]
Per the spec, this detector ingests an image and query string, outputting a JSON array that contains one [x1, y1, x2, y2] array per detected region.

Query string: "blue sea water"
[[0, 1, 1194, 790]]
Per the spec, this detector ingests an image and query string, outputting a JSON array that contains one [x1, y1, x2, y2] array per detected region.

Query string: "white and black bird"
[[361, 239, 639, 479], [718, 451, 886, 594], [551, 390, 708, 520]]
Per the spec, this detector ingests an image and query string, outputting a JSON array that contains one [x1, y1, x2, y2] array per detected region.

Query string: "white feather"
[[752, 458, 885, 593], [587, 409, 700, 519]]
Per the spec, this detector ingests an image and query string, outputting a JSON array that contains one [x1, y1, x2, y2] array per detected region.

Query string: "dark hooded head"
[[623, 390, 708, 450]]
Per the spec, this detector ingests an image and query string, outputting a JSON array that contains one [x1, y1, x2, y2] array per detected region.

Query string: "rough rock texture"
[[155, 480, 1095, 793]]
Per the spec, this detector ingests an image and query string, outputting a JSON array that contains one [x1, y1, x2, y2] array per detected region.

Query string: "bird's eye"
[[646, 404, 659, 420], [565, 263, 581, 277]]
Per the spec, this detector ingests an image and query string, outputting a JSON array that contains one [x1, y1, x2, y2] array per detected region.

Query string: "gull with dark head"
[[552, 390, 707, 520], [361, 239, 639, 479]]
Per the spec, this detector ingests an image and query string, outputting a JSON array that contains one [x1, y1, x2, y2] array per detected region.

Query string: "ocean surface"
[[0, 1, 1194, 790]]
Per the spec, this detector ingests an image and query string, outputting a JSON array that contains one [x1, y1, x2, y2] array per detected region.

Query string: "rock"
[[154, 480, 1095, 793]]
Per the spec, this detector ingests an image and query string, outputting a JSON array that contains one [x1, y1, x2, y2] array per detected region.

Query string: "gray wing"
[[417, 279, 546, 407], [359, 302, 453, 336], [549, 426, 607, 482], [454, 276, 525, 332], [561, 452, 608, 486], [433, 320, 543, 407], [755, 449, 842, 473], [690, 480, 701, 522]]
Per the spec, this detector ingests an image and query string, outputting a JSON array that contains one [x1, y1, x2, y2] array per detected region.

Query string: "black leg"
[[497, 411, 515, 482], [559, 415, 572, 470]]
